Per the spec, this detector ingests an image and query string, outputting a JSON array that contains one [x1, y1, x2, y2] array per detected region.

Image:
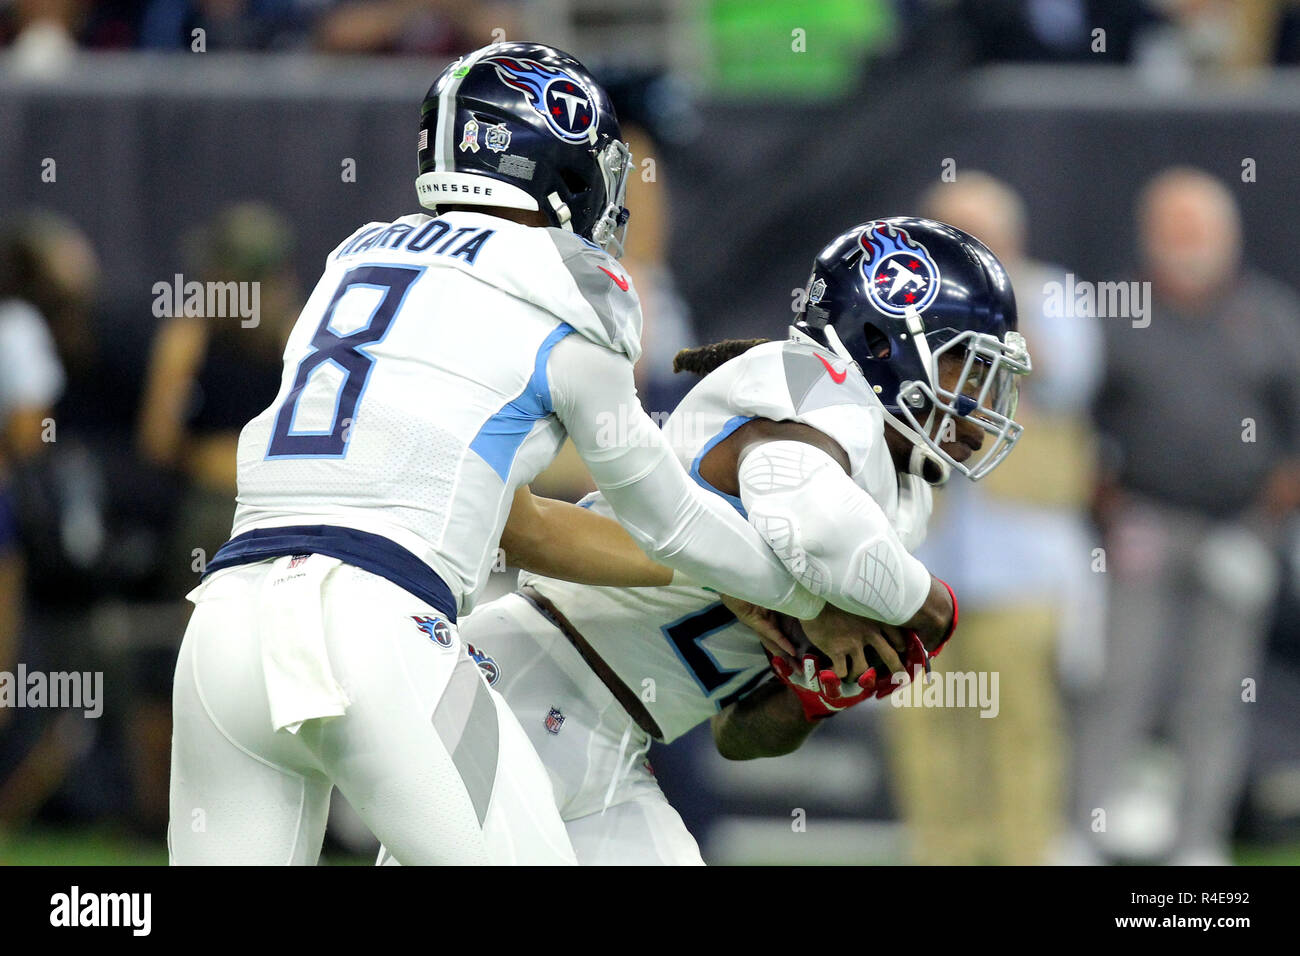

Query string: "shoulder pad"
[[777, 341, 878, 414], [723, 340, 886, 479], [541, 229, 643, 362]]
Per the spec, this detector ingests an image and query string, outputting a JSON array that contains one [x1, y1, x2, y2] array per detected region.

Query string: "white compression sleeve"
[[736, 439, 932, 626], [547, 333, 822, 619]]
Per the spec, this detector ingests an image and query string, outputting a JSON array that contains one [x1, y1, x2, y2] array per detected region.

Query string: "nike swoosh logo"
[[816, 354, 847, 384], [597, 266, 629, 291]]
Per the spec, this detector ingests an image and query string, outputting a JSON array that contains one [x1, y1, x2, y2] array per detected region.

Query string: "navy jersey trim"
[[204, 525, 458, 623]]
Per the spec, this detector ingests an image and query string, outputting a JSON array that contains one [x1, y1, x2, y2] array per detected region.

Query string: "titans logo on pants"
[[413, 615, 453, 647], [465, 642, 501, 685], [859, 223, 941, 316], [487, 56, 597, 143]]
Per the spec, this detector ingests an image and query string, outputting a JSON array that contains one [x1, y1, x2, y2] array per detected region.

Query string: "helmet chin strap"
[[883, 408, 952, 485], [821, 323, 856, 365], [904, 306, 935, 385], [895, 307, 951, 485], [547, 192, 573, 230]]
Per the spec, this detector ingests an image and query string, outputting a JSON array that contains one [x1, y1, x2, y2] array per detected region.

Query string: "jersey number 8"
[[266, 264, 424, 459]]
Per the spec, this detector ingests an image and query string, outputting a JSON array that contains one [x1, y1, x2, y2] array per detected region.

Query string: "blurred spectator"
[[4, 0, 82, 74], [884, 172, 1105, 864], [954, 0, 1161, 63], [1080, 167, 1300, 863], [0, 215, 68, 708], [0, 0, 543, 52], [137, 201, 299, 590], [0, 211, 97, 569], [139, 0, 312, 50], [313, 0, 524, 56], [1135, 0, 1300, 76], [0, 212, 90, 829], [77, 201, 300, 832]]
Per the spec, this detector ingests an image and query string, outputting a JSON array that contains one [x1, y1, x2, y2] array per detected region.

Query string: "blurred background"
[[2, 0, 1299, 865]]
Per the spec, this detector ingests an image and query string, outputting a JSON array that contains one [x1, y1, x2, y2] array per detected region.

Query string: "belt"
[[519, 585, 663, 740], [207, 524, 458, 623]]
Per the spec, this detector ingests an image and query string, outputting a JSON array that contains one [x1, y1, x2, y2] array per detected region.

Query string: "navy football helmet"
[[793, 217, 1031, 483], [416, 42, 632, 257]]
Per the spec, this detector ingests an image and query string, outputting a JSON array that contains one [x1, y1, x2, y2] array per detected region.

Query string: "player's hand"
[[770, 652, 878, 720], [800, 601, 909, 679], [873, 630, 932, 699], [717, 594, 797, 658]]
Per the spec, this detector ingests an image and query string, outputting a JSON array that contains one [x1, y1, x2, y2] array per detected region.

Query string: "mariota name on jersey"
[[336, 218, 495, 265]]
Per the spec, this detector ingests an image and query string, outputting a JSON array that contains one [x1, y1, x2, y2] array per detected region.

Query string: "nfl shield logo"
[[459, 118, 480, 153], [544, 707, 565, 734]]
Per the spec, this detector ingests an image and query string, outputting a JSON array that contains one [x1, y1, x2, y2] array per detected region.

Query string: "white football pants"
[[379, 591, 704, 866], [167, 556, 576, 865]]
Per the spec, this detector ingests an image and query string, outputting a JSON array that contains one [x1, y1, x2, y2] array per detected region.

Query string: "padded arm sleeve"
[[548, 333, 823, 618], [737, 440, 931, 626]]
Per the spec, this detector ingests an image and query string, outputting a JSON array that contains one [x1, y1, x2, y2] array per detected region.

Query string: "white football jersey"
[[521, 339, 933, 742], [220, 209, 641, 616]]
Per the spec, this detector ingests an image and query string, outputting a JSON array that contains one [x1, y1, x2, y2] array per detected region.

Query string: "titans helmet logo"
[[487, 56, 598, 143], [858, 223, 941, 316]]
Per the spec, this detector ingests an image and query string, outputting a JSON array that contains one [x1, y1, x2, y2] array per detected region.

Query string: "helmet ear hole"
[[863, 323, 891, 359], [559, 167, 590, 195]]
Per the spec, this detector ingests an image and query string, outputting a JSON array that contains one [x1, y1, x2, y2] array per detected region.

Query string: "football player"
[[168, 42, 856, 866], [379, 217, 1031, 865]]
